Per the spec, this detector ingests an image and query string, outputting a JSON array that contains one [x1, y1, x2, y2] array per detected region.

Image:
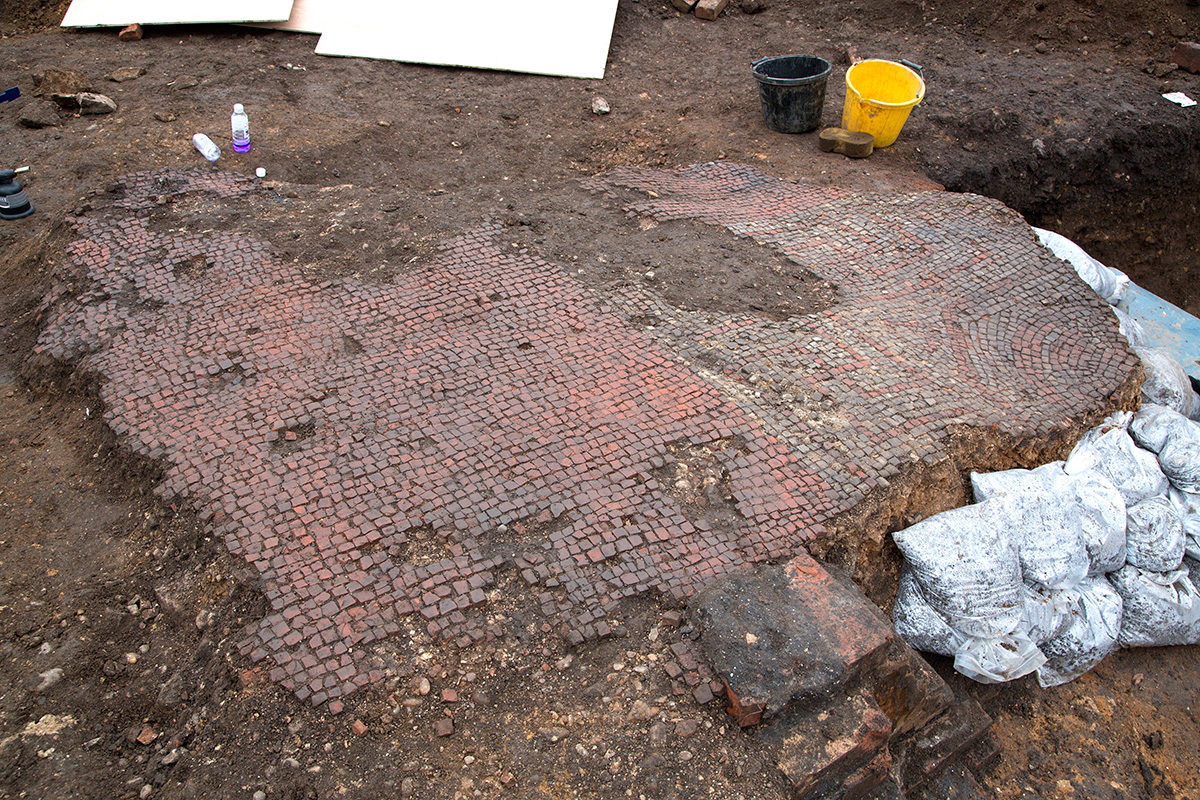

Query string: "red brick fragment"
[[118, 23, 143, 41], [434, 718, 454, 737], [1174, 41, 1200, 74], [350, 719, 368, 736]]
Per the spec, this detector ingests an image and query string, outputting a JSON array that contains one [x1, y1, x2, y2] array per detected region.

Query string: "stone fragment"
[[119, 23, 144, 41], [136, 726, 158, 745], [627, 699, 656, 721], [158, 670, 186, 707], [590, 96, 611, 115], [670, 0, 697, 10], [351, 719, 368, 735], [35, 667, 63, 691], [108, 66, 147, 82], [694, 0, 730, 20], [1174, 41, 1200, 74], [18, 99, 61, 129], [539, 726, 569, 742], [51, 92, 118, 114], [434, 718, 454, 737], [34, 68, 90, 97], [153, 111, 176, 123]]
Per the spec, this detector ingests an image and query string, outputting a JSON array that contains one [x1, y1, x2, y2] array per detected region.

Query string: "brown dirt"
[[1, 1, 1199, 800]]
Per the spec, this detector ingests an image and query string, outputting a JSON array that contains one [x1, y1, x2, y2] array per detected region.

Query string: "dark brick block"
[[893, 696, 993, 793], [869, 643, 954, 738], [692, 555, 892, 727], [762, 689, 893, 800]]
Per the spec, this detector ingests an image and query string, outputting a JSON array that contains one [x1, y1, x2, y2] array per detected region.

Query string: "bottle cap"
[[233, 103, 244, 114]]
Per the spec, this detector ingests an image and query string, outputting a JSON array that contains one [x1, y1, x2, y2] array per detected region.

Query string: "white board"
[[315, 0, 620, 80], [61, 0, 295, 27]]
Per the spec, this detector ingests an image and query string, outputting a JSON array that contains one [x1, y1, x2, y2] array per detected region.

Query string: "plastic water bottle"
[[231, 103, 250, 153], [192, 133, 221, 162]]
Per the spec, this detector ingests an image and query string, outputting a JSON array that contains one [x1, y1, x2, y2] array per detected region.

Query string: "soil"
[[2, 2, 1199, 800]]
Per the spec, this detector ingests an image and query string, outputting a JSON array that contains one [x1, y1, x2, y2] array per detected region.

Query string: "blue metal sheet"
[[1121, 284, 1200, 381]]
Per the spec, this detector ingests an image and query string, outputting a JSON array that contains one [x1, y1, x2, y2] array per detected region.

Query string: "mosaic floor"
[[33, 164, 1138, 705]]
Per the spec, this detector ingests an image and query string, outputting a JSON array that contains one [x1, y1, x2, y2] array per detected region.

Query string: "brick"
[[118, 23, 143, 41], [763, 689, 892, 800], [694, 0, 729, 20], [1172, 41, 1200, 74], [670, 0, 697, 11]]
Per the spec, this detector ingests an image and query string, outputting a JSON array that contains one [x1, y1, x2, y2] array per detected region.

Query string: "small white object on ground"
[[255, 167, 267, 178], [1162, 91, 1197, 108]]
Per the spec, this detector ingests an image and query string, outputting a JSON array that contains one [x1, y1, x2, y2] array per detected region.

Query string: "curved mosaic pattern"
[[33, 165, 1137, 705], [589, 162, 1139, 510]]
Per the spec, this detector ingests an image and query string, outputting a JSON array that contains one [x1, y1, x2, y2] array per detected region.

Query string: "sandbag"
[[985, 492, 1089, 590], [954, 630, 1046, 685], [1069, 470, 1127, 575], [1136, 346, 1200, 419], [892, 568, 965, 658], [1129, 403, 1196, 454], [1124, 495, 1185, 572], [1159, 435, 1200, 493], [970, 461, 1124, 577], [1185, 556, 1200, 591], [892, 504, 1024, 640], [1170, 487, 1200, 561], [1113, 307, 1146, 347], [1023, 583, 1075, 645], [1033, 227, 1130, 305], [1064, 426, 1168, 506], [1036, 577, 1123, 688], [1109, 564, 1200, 647], [970, 461, 1067, 503]]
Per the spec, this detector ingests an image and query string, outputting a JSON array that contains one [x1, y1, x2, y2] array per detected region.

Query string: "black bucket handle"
[[898, 59, 924, 79]]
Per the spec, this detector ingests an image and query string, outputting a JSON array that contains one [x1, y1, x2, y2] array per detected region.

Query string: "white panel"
[[314, 0, 620, 80], [251, 0, 338, 33], [61, 0, 294, 27]]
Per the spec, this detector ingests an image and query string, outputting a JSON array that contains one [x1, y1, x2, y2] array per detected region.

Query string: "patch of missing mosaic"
[[654, 436, 749, 529]]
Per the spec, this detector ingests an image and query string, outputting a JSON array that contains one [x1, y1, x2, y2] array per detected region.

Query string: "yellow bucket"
[[841, 59, 925, 148]]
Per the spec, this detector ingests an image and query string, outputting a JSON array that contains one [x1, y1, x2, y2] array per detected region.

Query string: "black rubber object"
[[752, 55, 833, 134], [0, 169, 33, 220]]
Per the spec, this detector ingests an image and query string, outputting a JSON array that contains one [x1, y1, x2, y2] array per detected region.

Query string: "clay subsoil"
[[2, 1, 1199, 799]]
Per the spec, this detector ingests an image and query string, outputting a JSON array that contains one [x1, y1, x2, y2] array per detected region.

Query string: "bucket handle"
[[898, 59, 924, 79]]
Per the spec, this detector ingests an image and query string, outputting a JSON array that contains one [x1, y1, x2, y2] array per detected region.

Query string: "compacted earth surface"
[[2, 2, 1200, 799]]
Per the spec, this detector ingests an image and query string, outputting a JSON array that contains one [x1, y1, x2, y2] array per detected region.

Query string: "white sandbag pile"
[[893, 406, 1200, 688]]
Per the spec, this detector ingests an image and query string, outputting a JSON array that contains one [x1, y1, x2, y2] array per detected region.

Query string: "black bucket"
[[752, 55, 832, 134]]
